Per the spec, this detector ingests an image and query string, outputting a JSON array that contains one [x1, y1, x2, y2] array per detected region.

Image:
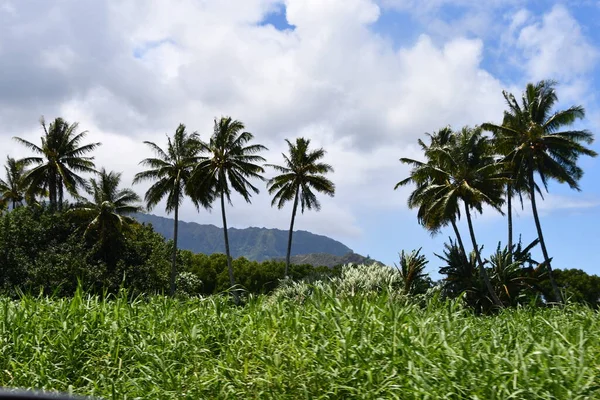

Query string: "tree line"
[[1, 117, 335, 296], [0, 79, 598, 308]]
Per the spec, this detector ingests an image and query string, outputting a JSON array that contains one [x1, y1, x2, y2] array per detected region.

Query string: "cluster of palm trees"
[[1, 117, 335, 296], [397, 80, 597, 306], [1, 79, 595, 303]]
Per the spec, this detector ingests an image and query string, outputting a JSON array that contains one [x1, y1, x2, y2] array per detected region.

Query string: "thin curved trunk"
[[529, 168, 563, 304], [169, 201, 179, 296], [285, 189, 300, 278], [464, 202, 503, 307], [221, 191, 235, 287], [507, 183, 513, 257], [450, 218, 467, 261]]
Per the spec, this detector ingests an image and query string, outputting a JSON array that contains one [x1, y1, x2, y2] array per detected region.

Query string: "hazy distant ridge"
[[133, 213, 353, 262]]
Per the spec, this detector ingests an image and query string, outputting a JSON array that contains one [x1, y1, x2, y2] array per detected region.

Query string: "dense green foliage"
[[132, 213, 352, 261], [0, 206, 333, 298], [0, 205, 171, 296], [540, 268, 600, 307], [1, 282, 599, 399]]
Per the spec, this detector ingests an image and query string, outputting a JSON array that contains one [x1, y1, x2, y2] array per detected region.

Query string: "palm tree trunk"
[[507, 183, 513, 255], [49, 172, 57, 211], [285, 189, 300, 278], [464, 202, 503, 307], [529, 169, 563, 304], [450, 218, 467, 260], [221, 191, 235, 287], [169, 201, 179, 296], [58, 179, 63, 211]]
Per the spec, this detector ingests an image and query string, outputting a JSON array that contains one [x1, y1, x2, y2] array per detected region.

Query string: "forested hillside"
[[133, 213, 352, 261]]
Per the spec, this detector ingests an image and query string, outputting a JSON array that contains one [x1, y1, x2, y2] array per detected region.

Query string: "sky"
[[0, 0, 599, 277]]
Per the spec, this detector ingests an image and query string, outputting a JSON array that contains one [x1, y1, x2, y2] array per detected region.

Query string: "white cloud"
[[378, 0, 525, 39], [4, 0, 593, 256], [515, 5, 598, 82], [534, 193, 600, 214]]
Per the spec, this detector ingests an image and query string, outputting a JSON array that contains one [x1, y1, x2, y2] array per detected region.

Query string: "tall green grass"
[[1, 285, 598, 399]]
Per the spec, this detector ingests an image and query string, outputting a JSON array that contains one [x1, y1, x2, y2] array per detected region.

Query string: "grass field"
[[1, 286, 599, 399]]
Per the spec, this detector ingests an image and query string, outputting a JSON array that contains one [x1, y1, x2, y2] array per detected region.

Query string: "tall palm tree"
[[14, 117, 100, 210], [69, 168, 143, 266], [189, 117, 267, 288], [396, 127, 468, 260], [434, 127, 506, 306], [482, 80, 597, 303], [488, 108, 538, 260], [0, 157, 28, 209], [400, 126, 505, 306], [133, 124, 210, 296], [266, 138, 335, 277]]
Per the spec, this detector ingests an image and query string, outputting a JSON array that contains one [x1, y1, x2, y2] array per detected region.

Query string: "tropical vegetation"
[[188, 117, 267, 288], [266, 137, 335, 277], [482, 80, 597, 303], [13, 117, 100, 211], [1, 277, 599, 399], [0, 79, 598, 398], [133, 124, 209, 296]]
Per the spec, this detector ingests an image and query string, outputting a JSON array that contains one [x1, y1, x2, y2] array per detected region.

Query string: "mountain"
[[288, 253, 384, 268], [133, 213, 353, 262]]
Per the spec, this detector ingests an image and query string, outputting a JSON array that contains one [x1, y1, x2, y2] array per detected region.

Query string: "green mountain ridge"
[[287, 253, 385, 268], [133, 213, 355, 262]]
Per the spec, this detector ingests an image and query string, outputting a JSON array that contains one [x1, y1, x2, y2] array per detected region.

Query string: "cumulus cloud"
[[1, 0, 597, 254], [515, 4, 598, 82]]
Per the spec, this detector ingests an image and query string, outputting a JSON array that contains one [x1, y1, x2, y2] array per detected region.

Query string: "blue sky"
[[262, 0, 600, 276], [0, 0, 599, 277]]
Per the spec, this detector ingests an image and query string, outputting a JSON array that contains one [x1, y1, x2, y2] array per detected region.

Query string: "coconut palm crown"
[[266, 137, 335, 276], [482, 80, 597, 303], [0, 157, 28, 210], [14, 117, 100, 210], [188, 116, 267, 288], [133, 124, 210, 296]]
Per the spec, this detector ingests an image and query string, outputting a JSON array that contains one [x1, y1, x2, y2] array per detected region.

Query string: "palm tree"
[[189, 117, 267, 288], [0, 157, 28, 209], [396, 127, 468, 261], [69, 168, 143, 266], [433, 127, 506, 306], [482, 80, 597, 303], [71, 168, 143, 238], [400, 126, 505, 306], [488, 109, 539, 260], [133, 124, 210, 296], [14, 117, 100, 210], [266, 138, 335, 277]]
